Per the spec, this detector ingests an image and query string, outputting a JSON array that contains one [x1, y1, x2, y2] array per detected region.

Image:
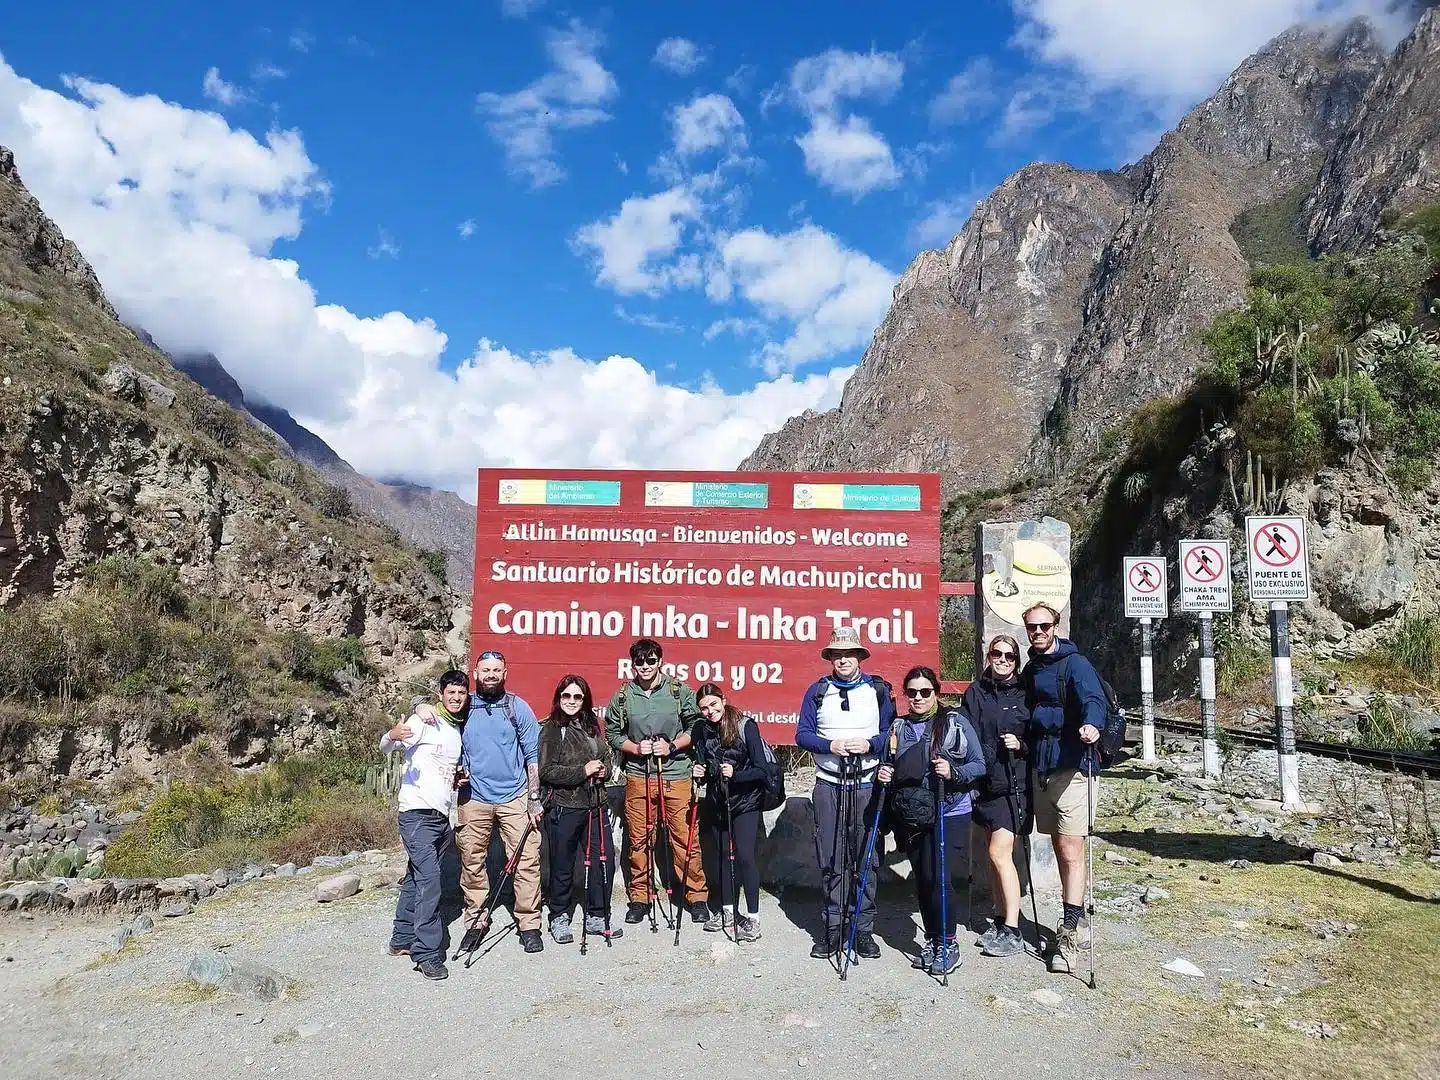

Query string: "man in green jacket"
[[607, 638, 710, 926]]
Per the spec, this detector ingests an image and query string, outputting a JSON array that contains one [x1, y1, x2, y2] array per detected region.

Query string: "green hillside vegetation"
[[1230, 183, 1313, 267]]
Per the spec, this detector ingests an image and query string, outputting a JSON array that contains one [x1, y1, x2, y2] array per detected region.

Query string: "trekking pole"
[[723, 775, 739, 943], [654, 754, 676, 931], [1085, 745, 1098, 990], [935, 770, 949, 987], [838, 758, 858, 980], [674, 781, 699, 947], [579, 799, 594, 956], [644, 754, 658, 934], [594, 778, 615, 947], [844, 758, 888, 978], [1002, 752, 1041, 956], [453, 813, 540, 966]]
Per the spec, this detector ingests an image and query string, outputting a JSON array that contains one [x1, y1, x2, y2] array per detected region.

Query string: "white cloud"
[[476, 20, 616, 187], [671, 93, 746, 157], [288, 30, 313, 53], [201, 67, 247, 108], [252, 62, 287, 83], [908, 193, 980, 248], [458, 218, 476, 238], [714, 225, 896, 374], [789, 48, 904, 114], [1010, 0, 1412, 104], [929, 58, 998, 126], [653, 38, 705, 76], [502, 0, 547, 17], [0, 54, 849, 490], [703, 316, 767, 342], [367, 227, 399, 260], [614, 305, 685, 333], [795, 114, 900, 198], [572, 186, 702, 295]]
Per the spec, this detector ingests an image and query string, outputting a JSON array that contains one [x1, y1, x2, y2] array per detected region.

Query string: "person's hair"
[[697, 682, 744, 747], [629, 638, 663, 663], [547, 674, 599, 737], [1021, 602, 1060, 625], [986, 634, 1022, 677], [438, 669, 469, 694], [903, 665, 947, 758]]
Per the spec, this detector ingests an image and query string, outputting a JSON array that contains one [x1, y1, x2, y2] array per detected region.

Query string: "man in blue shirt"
[[455, 649, 544, 954]]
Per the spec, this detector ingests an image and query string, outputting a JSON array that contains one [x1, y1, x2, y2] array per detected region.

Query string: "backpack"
[[886, 709, 968, 830], [1041, 656, 1127, 769], [739, 716, 786, 813], [608, 678, 682, 729], [810, 673, 895, 716]]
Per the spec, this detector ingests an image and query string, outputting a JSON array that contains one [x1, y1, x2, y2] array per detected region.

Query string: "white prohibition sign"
[[1123, 557, 1168, 618]]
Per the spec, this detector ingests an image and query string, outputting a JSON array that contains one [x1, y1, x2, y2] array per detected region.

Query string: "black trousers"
[[812, 779, 882, 934], [545, 805, 614, 917], [896, 812, 971, 941], [702, 800, 761, 915]]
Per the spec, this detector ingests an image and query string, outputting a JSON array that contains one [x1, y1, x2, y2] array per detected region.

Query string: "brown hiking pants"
[[624, 775, 706, 905], [457, 794, 542, 932]]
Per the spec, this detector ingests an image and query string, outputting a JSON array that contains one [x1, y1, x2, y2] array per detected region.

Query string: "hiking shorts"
[[973, 794, 1029, 836], [1033, 768, 1098, 837]]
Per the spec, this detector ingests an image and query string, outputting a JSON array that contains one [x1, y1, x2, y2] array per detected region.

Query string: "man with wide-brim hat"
[[795, 626, 896, 961]]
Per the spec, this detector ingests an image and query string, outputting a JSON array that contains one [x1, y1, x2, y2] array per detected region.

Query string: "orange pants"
[[623, 775, 706, 905]]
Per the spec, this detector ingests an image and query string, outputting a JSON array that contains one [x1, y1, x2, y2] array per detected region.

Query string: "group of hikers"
[[380, 602, 1112, 984]]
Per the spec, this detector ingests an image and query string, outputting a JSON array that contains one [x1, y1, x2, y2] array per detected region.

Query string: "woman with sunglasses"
[[962, 635, 1031, 958], [876, 665, 986, 976], [538, 675, 619, 945]]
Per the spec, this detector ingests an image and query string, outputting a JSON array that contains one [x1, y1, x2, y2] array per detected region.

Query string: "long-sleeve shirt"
[[605, 676, 700, 781], [538, 719, 613, 810], [795, 673, 896, 784], [890, 709, 987, 817], [379, 706, 464, 815], [461, 691, 539, 805]]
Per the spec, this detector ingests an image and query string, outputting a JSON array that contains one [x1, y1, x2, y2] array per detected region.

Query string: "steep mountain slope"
[[742, 20, 1388, 487]]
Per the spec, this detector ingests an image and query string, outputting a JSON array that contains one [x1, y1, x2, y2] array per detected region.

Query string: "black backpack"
[[739, 716, 786, 812], [1031, 656, 1127, 768]]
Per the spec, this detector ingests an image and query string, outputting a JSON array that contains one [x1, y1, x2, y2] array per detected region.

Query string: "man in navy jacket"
[[1021, 602, 1106, 976]]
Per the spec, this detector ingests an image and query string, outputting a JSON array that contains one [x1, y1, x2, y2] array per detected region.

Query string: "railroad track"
[[1144, 713, 1440, 778]]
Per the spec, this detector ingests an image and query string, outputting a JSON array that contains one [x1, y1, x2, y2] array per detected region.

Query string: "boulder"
[[1314, 524, 1416, 628], [315, 872, 361, 903], [185, 950, 288, 1002]]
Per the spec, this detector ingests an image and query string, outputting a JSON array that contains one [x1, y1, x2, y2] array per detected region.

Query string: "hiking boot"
[[929, 937, 960, 976], [519, 929, 544, 954], [625, 902, 649, 924], [387, 943, 411, 957], [854, 932, 881, 960], [549, 913, 574, 945], [1047, 926, 1081, 974], [810, 933, 840, 959], [585, 914, 621, 938], [703, 908, 732, 933], [735, 914, 761, 943], [415, 958, 448, 981], [982, 927, 1025, 958], [911, 938, 935, 970], [689, 901, 711, 924], [975, 922, 1002, 949]]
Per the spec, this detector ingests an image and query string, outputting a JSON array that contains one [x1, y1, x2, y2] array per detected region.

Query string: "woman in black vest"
[[689, 682, 767, 941]]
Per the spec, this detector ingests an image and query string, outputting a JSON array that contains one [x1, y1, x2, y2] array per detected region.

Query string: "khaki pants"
[[623, 775, 706, 906], [457, 794, 542, 931]]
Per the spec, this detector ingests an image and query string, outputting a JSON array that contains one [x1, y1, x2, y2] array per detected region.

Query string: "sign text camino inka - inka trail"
[[471, 470, 942, 743]]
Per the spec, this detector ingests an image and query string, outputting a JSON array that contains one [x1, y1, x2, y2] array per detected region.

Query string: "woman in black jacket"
[[961, 635, 1031, 958], [689, 682, 767, 941], [538, 674, 619, 945]]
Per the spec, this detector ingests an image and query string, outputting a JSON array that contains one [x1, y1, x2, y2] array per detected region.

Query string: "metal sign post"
[[1123, 556, 1167, 763], [1179, 540, 1231, 780], [1244, 517, 1312, 809]]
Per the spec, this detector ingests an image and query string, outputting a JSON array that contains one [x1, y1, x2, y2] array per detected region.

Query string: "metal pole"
[[1199, 611, 1219, 779], [1139, 617, 1156, 763], [1269, 601, 1301, 808]]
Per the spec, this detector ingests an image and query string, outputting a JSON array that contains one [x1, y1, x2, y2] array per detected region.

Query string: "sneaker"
[[689, 901, 711, 924], [735, 914, 761, 943], [625, 902, 649, 924], [387, 943, 411, 957], [519, 928, 544, 954], [703, 908, 731, 933], [911, 938, 935, 970], [975, 922, 1002, 949], [982, 927, 1025, 958], [549, 913, 574, 944], [457, 927, 487, 954], [416, 958, 448, 980], [810, 934, 840, 959], [854, 932, 881, 960], [1047, 926, 1081, 974], [584, 914, 622, 938], [929, 937, 960, 976]]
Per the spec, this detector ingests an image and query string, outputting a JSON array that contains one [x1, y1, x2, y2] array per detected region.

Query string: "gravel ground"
[[0, 868, 1198, 1080]]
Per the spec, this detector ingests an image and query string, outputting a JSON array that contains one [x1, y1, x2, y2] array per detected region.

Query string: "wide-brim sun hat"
[[820, 626, 870, 661]]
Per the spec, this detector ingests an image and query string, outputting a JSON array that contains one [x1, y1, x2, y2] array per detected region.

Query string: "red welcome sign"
[[470, 469, 941, 744]]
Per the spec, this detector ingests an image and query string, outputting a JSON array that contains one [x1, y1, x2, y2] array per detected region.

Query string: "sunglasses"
[[904, 686, 935, 698], [559, 691, 584, 701], [1024, 621, 1054, 633], [988, 649, 1017, 660], [477, 650, 506, 662], [634, 656, 661, 666]]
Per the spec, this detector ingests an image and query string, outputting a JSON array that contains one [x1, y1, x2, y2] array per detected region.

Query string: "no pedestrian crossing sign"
[[1178, 539, 1232, 613], [1244, 515, 1311, 601], [1123, 556, 1168, 618]]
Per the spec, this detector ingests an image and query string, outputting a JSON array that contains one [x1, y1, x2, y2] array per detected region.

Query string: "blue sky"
[[0, 0, 1415, 498]]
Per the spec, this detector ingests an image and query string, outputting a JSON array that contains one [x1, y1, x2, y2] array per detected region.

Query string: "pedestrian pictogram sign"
[[1245, 516, 1311, 601], [1124, 556, 1168, 618], [1178, 539, 1232, 612]]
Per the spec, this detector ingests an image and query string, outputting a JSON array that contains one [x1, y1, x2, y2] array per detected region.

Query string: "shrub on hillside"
[[185, 395, 242, 449], [314, 481, 353, 519], [417, 549, 447, 583]]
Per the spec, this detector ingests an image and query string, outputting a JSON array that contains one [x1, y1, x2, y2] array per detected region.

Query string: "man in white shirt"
[[381, 669, 468, 980]]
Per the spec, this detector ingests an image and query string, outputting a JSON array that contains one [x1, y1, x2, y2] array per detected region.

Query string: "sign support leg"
[[1139, 617, 1156, 763], [1198, 611, 1219, 779], [1268, 601, 1301, 808]]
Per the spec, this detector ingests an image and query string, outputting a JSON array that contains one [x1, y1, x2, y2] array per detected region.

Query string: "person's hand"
[[1001, 733, 1021, 752], [720, 763, 734, 779], [584, 759, 605, 779], [829, 739, 850, 756], [692, 764, 706, 780], [876, 764, 894, 784], [653, 738, 671, 758], [527, 798, 544, 826], [638, 739, 654, 756], [932, 757, 952, 780], [845, 738, 871, 755], [453, 765, 469, 790], [387, 723, 414, 743], [1079, 724, 1100, 744]]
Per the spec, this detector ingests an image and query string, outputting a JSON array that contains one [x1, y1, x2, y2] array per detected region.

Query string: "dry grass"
[[268, 802, 397, 867]]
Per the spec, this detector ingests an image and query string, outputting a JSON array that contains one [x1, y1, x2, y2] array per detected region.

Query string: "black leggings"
[[702, 801, 761, 915], [545, 805, 614, 917], [897, 812, 971, 940]]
